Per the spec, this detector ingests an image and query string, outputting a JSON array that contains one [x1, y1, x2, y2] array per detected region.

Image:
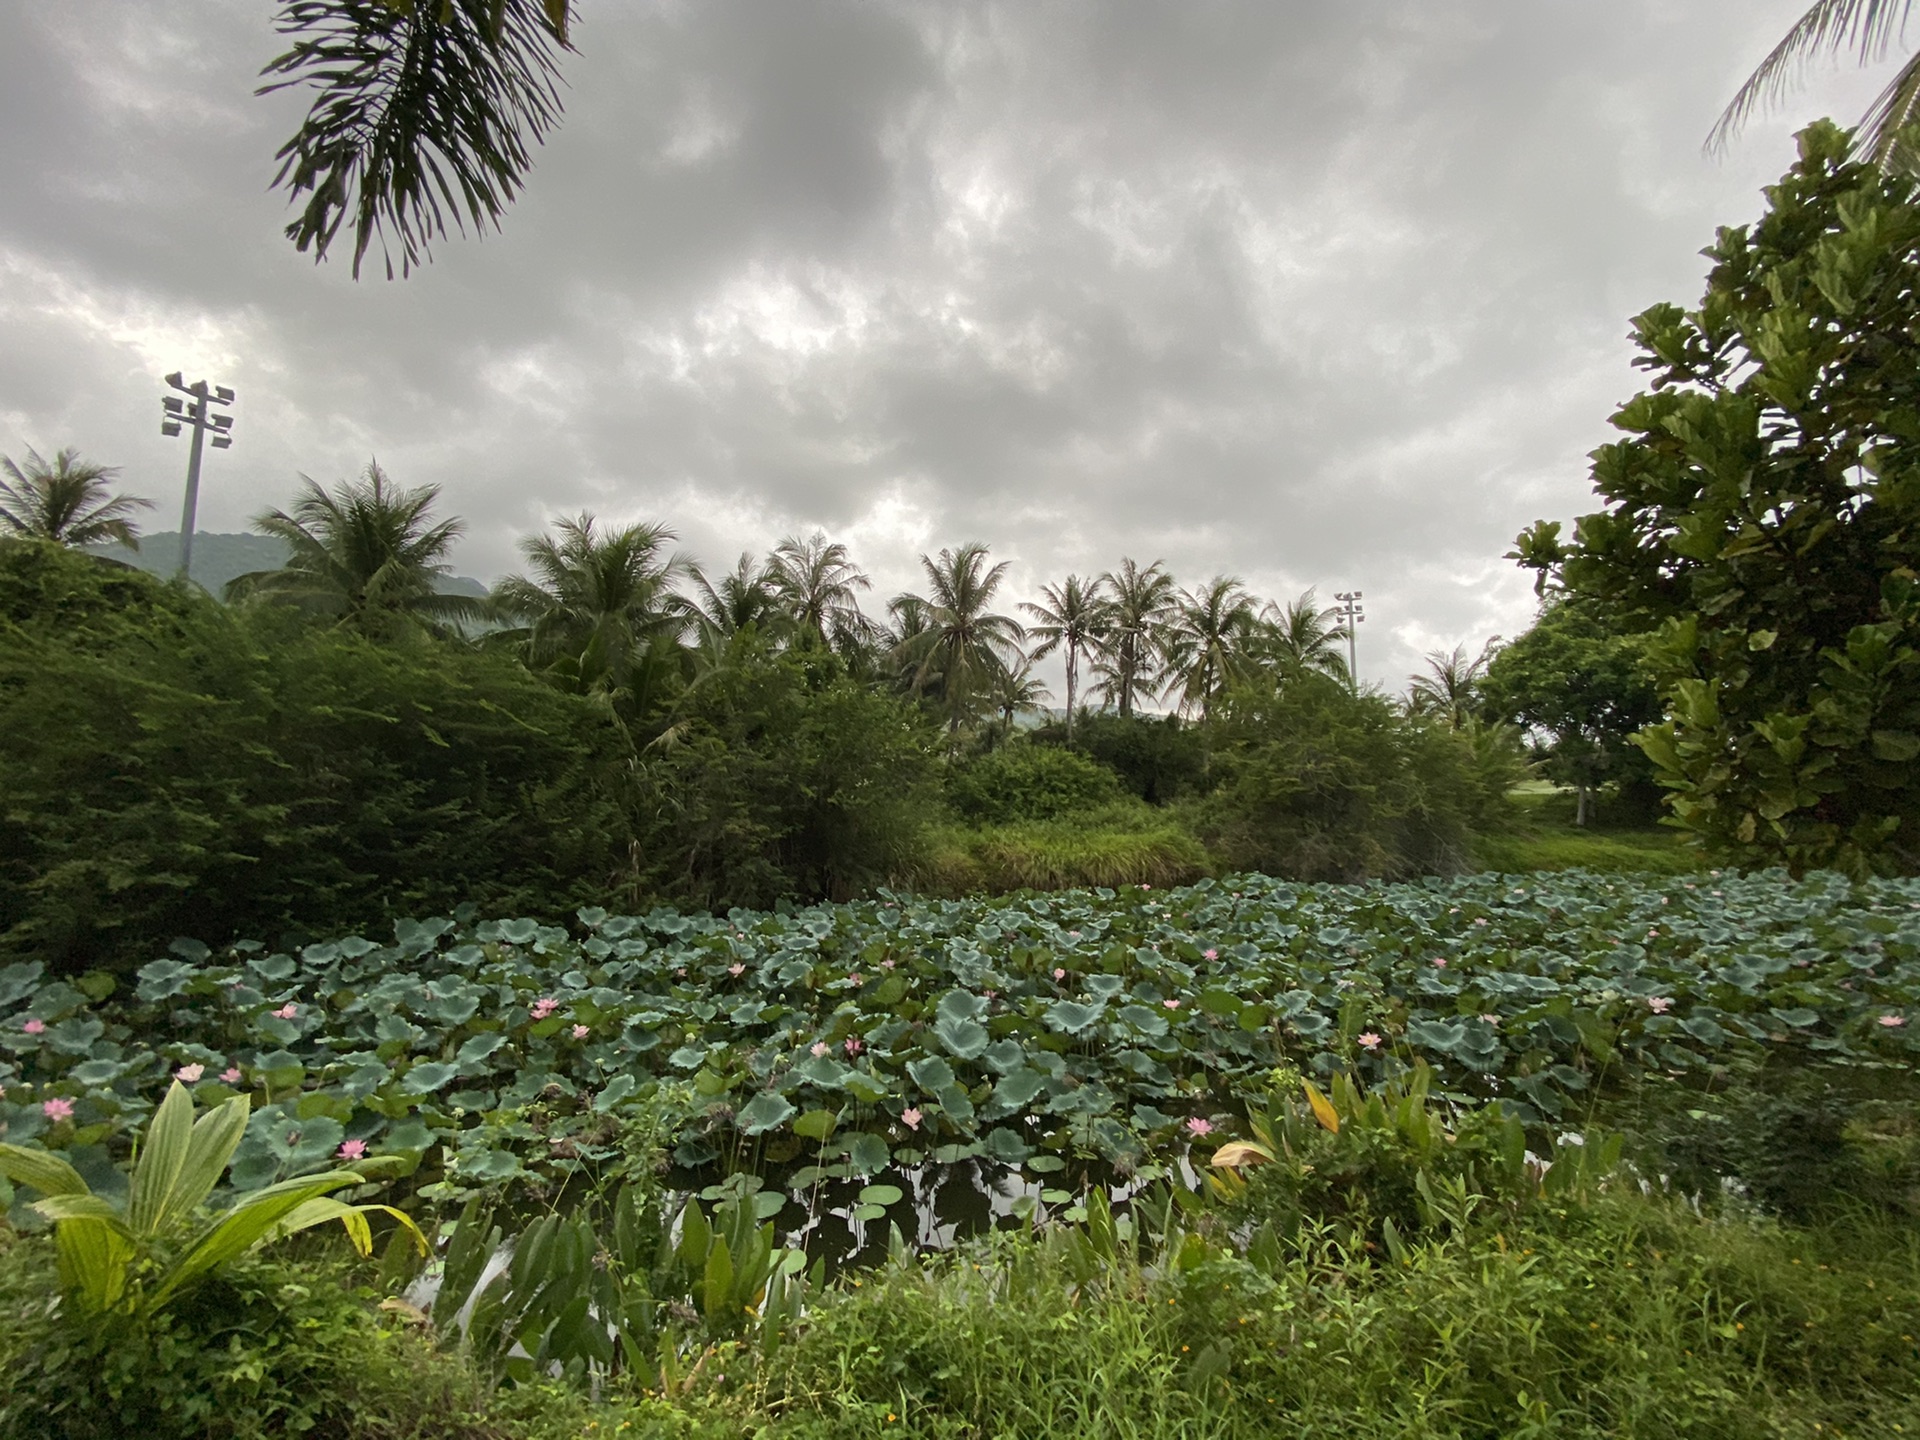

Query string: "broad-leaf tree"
[[229, 462, 485, 636], [0, 447, 152, 548], [1515, 122, 1920, 872], [1021, 574, 1111, 738], [261, 0, 575, 278], [1476, 601, 1660, 825]]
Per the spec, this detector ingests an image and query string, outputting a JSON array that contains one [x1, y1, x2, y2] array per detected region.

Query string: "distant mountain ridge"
[[92, 532, 490, 601]]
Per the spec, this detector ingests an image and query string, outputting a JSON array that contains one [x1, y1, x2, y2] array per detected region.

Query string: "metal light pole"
[[1333, 590, 1365, 685], [160, 372, 235, 581]]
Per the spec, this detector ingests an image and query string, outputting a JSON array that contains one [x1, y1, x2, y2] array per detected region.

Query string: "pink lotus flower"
[[1472, 918, 1488, 927], [1647, 996, 1673, 1014], [881, 958, 896, 970], [674, 967, 687, 978], [1203, 949, 1218, 961], [847, 973, 863, 986], [728, 963, 745, 977], [337, 1138, 368, 1161], [843, 1036, 865, 1057], [41, 1097, 74, 1122], [1432, 958, 1448, 968], [900, 1107, 922, 1130], [1053, 968, 1067, 981], [1357, 1032, 1383, 1051], [220, 1067, 242, 1084], [175, 1063, 205, 1083], [1185, 1117, 1213, 1136], [571, 1024, 590, 1039], [1162, 999, 1180, 1010], [1880, 1014, 1906, 1028], [272, 1003, 298, 1020], [530, 997, 559, 1019], [22, 1018, 44, 1035], [1479, 1014, 1500, 1026], [811, 1042, 830, 1058]]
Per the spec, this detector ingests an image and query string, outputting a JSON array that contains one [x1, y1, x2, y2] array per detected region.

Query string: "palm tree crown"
[[228, 462, 481, 635], [1163, 576, 1256, 722], [1021, 573, 1111, 739], [492, 514, 691, 693], [768, 532, 876, 653], [1408, 641, 1499, 729], [689, 551, 781, 645], [1094, 558, 1177, 718], [895, 542, 1027, 741], [1252, 589, 1351, 682], [0, 447, 153, 549]]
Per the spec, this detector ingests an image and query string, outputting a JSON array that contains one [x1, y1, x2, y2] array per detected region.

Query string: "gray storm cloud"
[[0, 0, 1901, 688]]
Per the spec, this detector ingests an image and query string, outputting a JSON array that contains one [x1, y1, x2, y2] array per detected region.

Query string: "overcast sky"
[[0, 1, 1903, 691]]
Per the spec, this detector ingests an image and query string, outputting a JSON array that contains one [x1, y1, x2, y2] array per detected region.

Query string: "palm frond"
[[1711, 0, 1918, 153], [260, 0, 573, 278]]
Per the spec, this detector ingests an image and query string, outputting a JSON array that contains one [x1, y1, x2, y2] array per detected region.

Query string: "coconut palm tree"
[[894, 542, 1027, 745], [1408, 640, 1500, 730], [1162, 576, 1257, 723], [1021, 574, 1111, 740], [1251, 589, 1351, 682], [491, 513, 691, 695], [991, 660, 1054, 738], [1714, 1, 1920, 170], [1094, 558, 1178, 719], [767, 532, 877, 653], [228, 462, 483, 635], [0, 447, 152, 548], [689, 551, 781, 643]]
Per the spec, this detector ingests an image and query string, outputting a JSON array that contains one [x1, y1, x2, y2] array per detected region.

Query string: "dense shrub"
[[945, 743, 1124, 823], [1195, 672, 1512, 881], [631, 640, 941, 909], [0, 542, 633, 976], [1038, 712, 1209, 804], [0, 1240, 487, 1440]]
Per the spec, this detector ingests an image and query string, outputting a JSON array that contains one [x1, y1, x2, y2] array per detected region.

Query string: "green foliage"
[[920, 810, 1212, 893], [1527, 121, 1920, 874], [0, 448, 152, 549], [7, 868, 1920, 1218], [0, 1082, 420, 1321], [1044, 711, 1210, 804], [0, 1237, 490, 1440], [0, 542, 633, 976], [756, 1178, 1920, 1439], [633, 642, 941, 908], [1479, 595, 1664, 814], [946, 743, 1125, 824], [1197, 672, 1511, 881]]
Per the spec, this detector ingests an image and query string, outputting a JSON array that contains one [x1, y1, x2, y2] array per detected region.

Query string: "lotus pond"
[[2, 868, 1916, 1244]]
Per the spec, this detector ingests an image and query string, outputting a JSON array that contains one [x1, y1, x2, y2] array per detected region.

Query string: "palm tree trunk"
[[1065, 638, 1078, 740]]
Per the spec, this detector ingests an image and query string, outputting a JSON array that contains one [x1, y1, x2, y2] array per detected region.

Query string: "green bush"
[[1039, 712, 1209, 804], [946, 743, 1124, 823], [1195, 672, 1511, 881], [631, 640, 941, 909], [0, 1238, 486, 1440], [0, 542, 634, 977]]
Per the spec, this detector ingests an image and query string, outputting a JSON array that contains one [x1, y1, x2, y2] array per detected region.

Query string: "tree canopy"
[[1516, 121, 1920, 872]]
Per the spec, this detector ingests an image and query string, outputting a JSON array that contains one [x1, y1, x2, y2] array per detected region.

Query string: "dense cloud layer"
[[0, 1, 1900, 689]]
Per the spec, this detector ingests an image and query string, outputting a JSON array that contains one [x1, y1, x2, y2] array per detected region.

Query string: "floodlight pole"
[[1333, 590, 1365, 685], [160, 372, 235, 581]]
